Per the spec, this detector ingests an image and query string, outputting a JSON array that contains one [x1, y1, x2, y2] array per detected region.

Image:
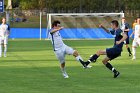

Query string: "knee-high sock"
[[76, 55, 83, 62], [127, 47, 132, 54], [132, 47, 136, 58], [4, 45, 7, 55], [88, 54, 99, 62], [60, 66, 67, 74], [106, 62, 117, 73]]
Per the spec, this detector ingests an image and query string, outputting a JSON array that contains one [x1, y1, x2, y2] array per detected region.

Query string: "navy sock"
[[106, 63, 117, 73], [88, 54, 99, 62], [127, 47, 132, 54]]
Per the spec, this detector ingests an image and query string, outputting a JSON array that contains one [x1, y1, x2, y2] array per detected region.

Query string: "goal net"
[[46, 13, 124, 39]]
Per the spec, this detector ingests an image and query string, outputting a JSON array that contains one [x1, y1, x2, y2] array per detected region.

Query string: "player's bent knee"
[[102, 60, 107, 65], [132, 46, 137, 48], [73, 50, 79, 57], [96, 50, 102, 55]]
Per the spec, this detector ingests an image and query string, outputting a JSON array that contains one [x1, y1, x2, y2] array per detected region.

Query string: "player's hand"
[[59, 27, 64, 30], [99, 24, 103, 28], [116, 41, 121, 45]]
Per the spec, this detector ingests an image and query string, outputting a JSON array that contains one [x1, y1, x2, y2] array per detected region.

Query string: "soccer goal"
[[46, 13, 124, 39]]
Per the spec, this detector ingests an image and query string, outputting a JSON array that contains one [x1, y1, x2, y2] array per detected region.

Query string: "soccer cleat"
[[114, 71, 120, 78], [4, 55, 7, 57], [79, 59, 90, 68], [63, 73, 69, 79], [132, 57, 136, 60], [129, 53, 132, 57], [83, 65, 92, 69]]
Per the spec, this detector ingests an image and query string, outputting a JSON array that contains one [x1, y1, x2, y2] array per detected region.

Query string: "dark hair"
[[52, 20, 60, 27], [137, 17, 140, 20], [1, 17, 6, 20], [111, 20, 119, 27]]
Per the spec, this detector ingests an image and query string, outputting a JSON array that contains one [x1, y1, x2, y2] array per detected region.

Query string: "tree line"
[[4, 0, 140, 16]]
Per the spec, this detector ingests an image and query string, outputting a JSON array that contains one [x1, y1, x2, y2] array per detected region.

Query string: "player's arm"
[[50, 27, 63, 34], [124, 28, 130, 32], [116, 33, 127, 45], [124, 24, 130, 32], [99, 24, 110, 33]]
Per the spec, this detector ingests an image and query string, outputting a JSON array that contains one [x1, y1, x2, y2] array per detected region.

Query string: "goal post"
[[46, 13, 124, 39]]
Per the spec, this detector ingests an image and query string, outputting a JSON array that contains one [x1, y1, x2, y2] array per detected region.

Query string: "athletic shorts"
[[124, 36, 129, 44], [132, 38, 140, 47], [54, 45, 75, 64], [0, 36, 8, 44], [106, 47, 122, 60]]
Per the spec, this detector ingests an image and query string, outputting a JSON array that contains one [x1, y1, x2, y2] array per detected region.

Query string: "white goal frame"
[[46, 13, 124, 39]]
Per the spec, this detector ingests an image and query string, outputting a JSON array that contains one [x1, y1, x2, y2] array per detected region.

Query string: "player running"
[[121, 17, 132, 56], [130, 17, 140, 60], [80, 20, 127, 78], [0, 17, 10, 57], [49, 20, 91, 78]]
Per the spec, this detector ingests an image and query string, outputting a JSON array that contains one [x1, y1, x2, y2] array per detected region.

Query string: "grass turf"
[[0, 39, 140, 93]]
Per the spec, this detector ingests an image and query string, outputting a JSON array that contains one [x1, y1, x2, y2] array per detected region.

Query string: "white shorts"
[[132, 38, 140, 47], [54, 45, 75, 64], [0, 36, 8, 45]]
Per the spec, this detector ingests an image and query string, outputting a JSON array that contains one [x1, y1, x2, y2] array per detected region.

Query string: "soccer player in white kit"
[[0, 17, 10, 57], [49, 20, 91, 78], [131, 17, 140, 60]]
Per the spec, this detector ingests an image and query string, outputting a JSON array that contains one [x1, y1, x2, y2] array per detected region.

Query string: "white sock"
[[75, 55, 83, 62], [61, 67, 66, 74], [0, 45, 2, 56], [132, 47, 136, 58], [4, 45, 7, 56]]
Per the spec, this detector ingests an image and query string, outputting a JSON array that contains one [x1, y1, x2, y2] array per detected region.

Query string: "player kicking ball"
[[80, 20, 127, 78], [49, 20, 91, 78]]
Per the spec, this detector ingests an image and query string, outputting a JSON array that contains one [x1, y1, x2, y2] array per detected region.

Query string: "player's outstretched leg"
[[73, 50, 92, 68], [80, 50, 105, 68], [60, 62, 69, 78], [102, 57, 120, 78]]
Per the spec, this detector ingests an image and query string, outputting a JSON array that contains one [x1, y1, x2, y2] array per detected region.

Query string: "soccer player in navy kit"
[[121, 17, 132, 56], [80, 20, 127, 78]]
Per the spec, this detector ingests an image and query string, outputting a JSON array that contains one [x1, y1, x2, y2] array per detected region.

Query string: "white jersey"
[[49, 29, 64, 51], [0, 24, 10, 38], [134, 24, 140, 39], [121, 23, 125, 31]]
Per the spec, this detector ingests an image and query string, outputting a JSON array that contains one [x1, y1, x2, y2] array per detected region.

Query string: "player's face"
[[56, 24, 61, 28], [2, 18, 6, 24], [121, 19, 125, 24], [137, 18, 140, 24], [111, 23, 115, 29]]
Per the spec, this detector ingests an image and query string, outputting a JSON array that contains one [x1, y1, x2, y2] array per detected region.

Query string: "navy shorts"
[[106, 47, 122, 60], [124, 36, 129, 44]]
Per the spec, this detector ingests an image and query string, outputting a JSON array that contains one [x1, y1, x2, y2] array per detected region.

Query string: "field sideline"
[[0, 39, 140, 93]]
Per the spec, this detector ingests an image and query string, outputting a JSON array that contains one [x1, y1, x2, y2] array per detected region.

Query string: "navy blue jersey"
[[123, 23, 130, 36], [110, 28, 124, 49]]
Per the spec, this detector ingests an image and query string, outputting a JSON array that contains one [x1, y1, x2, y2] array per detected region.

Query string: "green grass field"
[[0, 39, 140, 93]]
